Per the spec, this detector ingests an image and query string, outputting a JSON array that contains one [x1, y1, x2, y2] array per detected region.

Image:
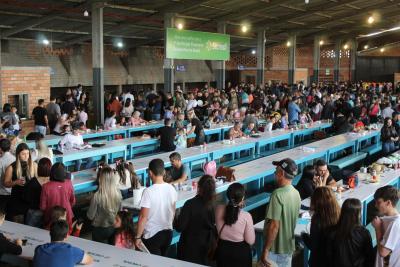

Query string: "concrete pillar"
[[164, 13, 175, 94], [288, 34, 296, 85], [313, 36, 321, 84], [92, 1, 104, 125], [334, 40, 341, 83], [153, 83, 157, 91], [350, 39, 357, 82], [215, 22, 226, 90], [256, 30, 266, 86], [117, 84, 122, 95]]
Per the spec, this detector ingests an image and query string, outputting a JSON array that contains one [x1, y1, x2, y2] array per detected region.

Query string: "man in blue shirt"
[[33, 220, 93, 267], [288, 97, 301, 125], [168, 152, 189, 184]]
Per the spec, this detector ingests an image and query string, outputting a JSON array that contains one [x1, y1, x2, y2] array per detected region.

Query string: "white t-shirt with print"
[[140, 183, 177, 239], [376, 214, 400, 267]]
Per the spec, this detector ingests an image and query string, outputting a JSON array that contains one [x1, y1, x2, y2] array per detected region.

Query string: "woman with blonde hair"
[[87, 166, 122, 244], [3, 143, 38, 222], [301, 187, 340, 267]]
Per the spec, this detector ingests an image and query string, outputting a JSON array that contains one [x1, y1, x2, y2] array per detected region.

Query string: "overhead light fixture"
[[380, 47, 385, 53], [343, 44, 349, 50], [319, 40, 324, 46], [177, 23, 184, 30], [305, 0, 309, 3], [116, 41, 123, 48], [42, 39, 50, 46], [367, 16, 374, 24], [241, 25, 248, 33], [364, 45, 369, 50], [251, 49, 256, 55], [360, 26, 400, 38], [286, 41, 291, 47], [84, 10, 89, 17]]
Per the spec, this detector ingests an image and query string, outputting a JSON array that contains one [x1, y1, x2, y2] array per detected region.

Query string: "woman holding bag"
[[215, 183, 255, 267]]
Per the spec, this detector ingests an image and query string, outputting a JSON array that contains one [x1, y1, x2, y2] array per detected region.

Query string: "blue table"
[[26, 121, 164, 149]]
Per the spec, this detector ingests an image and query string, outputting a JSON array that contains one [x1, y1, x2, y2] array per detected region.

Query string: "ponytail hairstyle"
[[197, 175, 216, 208], [115, 159, 128, 186], [127, 162, 140, 189], [224, 183, 245, 226]]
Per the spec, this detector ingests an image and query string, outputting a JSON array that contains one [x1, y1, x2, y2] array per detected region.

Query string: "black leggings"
[[142, 229, 173, 256]]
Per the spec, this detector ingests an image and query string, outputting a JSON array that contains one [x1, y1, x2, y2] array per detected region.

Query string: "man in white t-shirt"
[[59, 123, 93, 171], [135, 158, 177, 256], [372, 185, 400, 267], [0, 139, 15, 211]]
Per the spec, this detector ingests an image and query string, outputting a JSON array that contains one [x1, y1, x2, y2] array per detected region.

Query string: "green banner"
[[166, 28, 230, 60]]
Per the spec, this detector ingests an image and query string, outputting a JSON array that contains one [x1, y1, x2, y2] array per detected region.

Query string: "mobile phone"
[[22, 239, 27, 246]]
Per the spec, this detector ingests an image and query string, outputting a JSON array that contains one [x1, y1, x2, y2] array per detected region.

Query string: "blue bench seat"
[[330, 152, 367, 169]]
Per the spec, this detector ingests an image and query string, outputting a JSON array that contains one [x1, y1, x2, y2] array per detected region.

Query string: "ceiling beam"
[[1, 13, 59, 38], [253, 0, 362, 31]]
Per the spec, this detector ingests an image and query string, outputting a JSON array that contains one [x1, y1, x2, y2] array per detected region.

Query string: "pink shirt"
[[215, 205, 255, 245], [40, 180, 75, 226], [114, 232, 134, 249]]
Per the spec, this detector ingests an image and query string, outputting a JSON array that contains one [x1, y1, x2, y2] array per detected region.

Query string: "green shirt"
[[264, 184, 301, 254]]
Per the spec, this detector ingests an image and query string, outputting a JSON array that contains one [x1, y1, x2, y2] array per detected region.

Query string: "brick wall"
[[0, 66, 50, 133]]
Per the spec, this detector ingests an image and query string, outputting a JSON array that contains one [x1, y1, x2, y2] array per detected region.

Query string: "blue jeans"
[[383, 141, 395, 154], [269, 252, 293, 267], [35, 125, 47, 136], [75, 157, 94, 171]]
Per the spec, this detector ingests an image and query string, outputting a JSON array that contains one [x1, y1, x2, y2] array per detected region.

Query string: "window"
[[7, 94, 29, 119]]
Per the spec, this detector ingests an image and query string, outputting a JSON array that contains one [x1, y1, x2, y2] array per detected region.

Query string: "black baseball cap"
[[272, 158, 298, 177]]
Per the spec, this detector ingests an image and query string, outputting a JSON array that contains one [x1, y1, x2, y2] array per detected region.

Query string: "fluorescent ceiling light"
[[359, 26, 400, 38]]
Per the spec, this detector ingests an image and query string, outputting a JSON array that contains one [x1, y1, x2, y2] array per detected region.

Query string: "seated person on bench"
[[168, 152, 188, 185], [313, 159, 337, 188], [59, 123, 94, 171]]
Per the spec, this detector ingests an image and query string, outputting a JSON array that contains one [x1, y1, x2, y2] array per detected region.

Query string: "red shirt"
[[40, 180, 75, 226]]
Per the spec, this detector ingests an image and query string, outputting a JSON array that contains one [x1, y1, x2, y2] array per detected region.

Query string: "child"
[[113, 210, 135, 249], [266, 115, 276, 132], [175, 128, 187, 149], [280, 110, 289, 129], [115, 160, 141, 199], [299, 110, 312, 124], [372, 185, 400, 267], [243, 122, 257, 135], [47, 206, 82, 237], [11, 106, 21, 135]]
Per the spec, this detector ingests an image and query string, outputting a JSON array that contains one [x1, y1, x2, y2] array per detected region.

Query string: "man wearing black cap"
[[259, 158, 301, 267]]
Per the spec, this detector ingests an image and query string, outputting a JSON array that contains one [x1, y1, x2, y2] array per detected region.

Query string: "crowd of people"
[[0, 80, 399, 267]]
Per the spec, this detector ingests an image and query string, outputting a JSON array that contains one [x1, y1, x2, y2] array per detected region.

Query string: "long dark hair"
[[115, 210, 135, 245], [301, 165, 315, 181], [335, 198, 362, 240], [224, 183, 245, 226], [197, 175, 216, 207]]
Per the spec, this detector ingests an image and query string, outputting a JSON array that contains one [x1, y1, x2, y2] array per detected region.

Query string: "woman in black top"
[[381, 117, 398, 154], [175, 175, 216, 265], [301, 187, 340, 267], [326, 198, 374, 267], [23, 158, 51, 227], [295, 165, 316, 200], [3, 143, 37, 223], [187, 110, 205, 146], [0, 208, 22, 258]]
